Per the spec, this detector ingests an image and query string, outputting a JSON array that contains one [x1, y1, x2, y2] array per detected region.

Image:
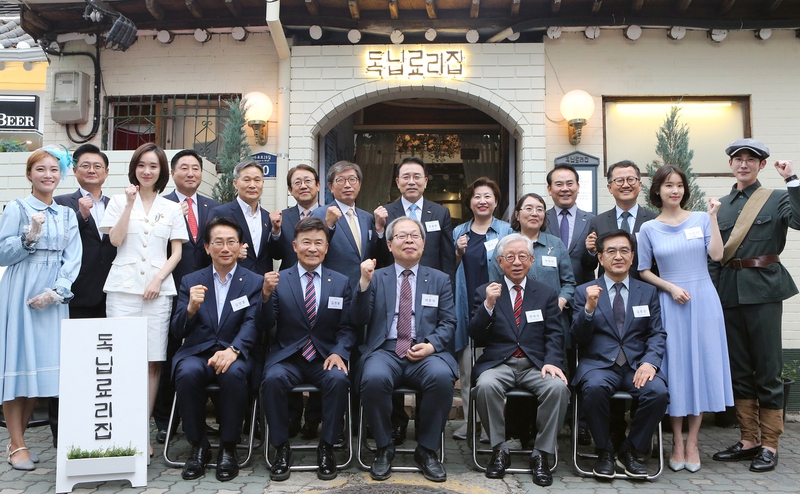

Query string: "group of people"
[[0, 137, 796, 486]]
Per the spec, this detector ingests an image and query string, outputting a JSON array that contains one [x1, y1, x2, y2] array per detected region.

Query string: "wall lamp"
[[244, 91, 273, 146], [560, 89, 595, 145]]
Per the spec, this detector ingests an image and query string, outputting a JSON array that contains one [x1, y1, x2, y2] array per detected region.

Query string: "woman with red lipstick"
[[0, 147, 82, 471], [100, 143, 188, 457], [637, 165, 733, 473]]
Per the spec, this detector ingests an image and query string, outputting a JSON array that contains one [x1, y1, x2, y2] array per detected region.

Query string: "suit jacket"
[[545, 207, 596, 286], [208, 200, 274, 276], [352, 264, 457, 379], [377, 198, 456, 278], [709, 181, 800, 307], [263, 265, 356, 370], [570, 278, 666, 385], [311, 202, 377, 287], [164, 191, 221, 289], [269, 205, 321, 272], [171, 264, 264, 374], [581, 206, 658, 280], [54, 190, 116, 309], [468, 279, 564, 380]]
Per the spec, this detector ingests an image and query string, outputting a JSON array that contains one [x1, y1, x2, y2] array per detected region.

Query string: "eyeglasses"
[[610, 176, 640, 187], [519, 206, 545, 215], [210, 240, 240, 248], [77, 163, 105, 171], [732, 157, 761, 166], [292, 178, 316, 187], [391, 233, 422, 241], [333, 176, 360, 186], [601, 247, 632, 256], [501, 253, 531, 263]]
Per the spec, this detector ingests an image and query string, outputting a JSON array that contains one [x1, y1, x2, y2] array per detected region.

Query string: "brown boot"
[[759, 408, 784, 451], [734, 398, 760, 444]]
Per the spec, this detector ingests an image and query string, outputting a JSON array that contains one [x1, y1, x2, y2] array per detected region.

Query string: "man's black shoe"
[[301, 420, 319, 440], [713, 442, 762, 462], [370, 444, 395, 481], [578, 427, 592, 446], [317, 441, 338, 480], [617, 450, 648, 478], [413, 446, 446, 482], [215, 446, 239, 482], [530, 454, 552, 486], [392, 425, 407, 446], [270, 442, 293, 481], [592, 450, 615, 479], [181, 444, 211, 480], [749, 449, 778, 472], [288, 418, 301, 438], [485, 450, 509, 479], [156, 429, 168, 444]]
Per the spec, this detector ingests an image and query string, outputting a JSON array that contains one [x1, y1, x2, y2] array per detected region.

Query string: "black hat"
[[725, 138, 770, 159]]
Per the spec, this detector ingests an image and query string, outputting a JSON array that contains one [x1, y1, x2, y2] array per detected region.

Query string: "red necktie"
[[186, 197, 198, 242], [395, 270, 413, 358], [511, 285, 526, 358]]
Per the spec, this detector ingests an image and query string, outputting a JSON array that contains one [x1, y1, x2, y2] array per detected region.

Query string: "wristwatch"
[[229, 345, 241, 356], [785, 174, 798, 183]]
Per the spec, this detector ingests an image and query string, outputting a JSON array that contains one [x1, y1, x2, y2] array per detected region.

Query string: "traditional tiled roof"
[[0, 17, 35, 50]]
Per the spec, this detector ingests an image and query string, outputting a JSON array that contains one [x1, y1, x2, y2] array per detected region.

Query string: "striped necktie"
[[302, 271, 317, 361]]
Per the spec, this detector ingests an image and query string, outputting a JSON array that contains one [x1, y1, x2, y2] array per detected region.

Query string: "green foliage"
[[212, 97, 251, 204], [784, 360, 799, 382], [0, 139, 28, 152], [643, 105, 707, 212], [66, 444, 139, 459]]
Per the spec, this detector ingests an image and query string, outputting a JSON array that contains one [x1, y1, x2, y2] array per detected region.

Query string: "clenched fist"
[[484, 282, 502, 311], [262, 271, 280, 300], [187, 285, 208, 317], [584, 284, 602, 314], [359, 258, 376, 292]]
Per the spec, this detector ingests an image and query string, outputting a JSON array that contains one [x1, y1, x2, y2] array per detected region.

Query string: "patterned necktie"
[[346, 208, 362, 256], [185, 197, 198, 242], [300, 209, 308, 220], [395, 270, 413, 358], [302, 272, 317, 361], [511, 285, 526, 358], [559, 209, 570, 248], [613, 282, 628, 366], [408, 203, 418, 221], [620, 211, 632, 234]]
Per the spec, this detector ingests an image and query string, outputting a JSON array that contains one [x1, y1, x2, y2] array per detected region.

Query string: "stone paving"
[[1, 414, 798, 494]]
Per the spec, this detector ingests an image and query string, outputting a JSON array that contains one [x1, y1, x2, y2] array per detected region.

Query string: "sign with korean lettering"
[[250, 152, 277, 178], [56, 317, 148, 493], [365, 48, 465, 80]]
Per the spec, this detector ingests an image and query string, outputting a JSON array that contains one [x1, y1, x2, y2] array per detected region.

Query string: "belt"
[[728, 254, 780, 270]]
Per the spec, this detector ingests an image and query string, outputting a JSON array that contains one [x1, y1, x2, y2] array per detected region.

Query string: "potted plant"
[[65, 444, 140, 476]]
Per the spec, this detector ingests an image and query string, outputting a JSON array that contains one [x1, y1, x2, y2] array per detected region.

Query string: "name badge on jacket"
[[526, 310, 543, 323], [633, 305, 650, 318], [421, 294, 439, 307], [328, 297, 343, 310], [425, 220, 441, 232], [231, 295, 250, 312], [541, 256, 558, 268]]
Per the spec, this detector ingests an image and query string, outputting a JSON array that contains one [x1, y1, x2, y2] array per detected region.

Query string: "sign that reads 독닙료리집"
[[365, 48, 465, 80], [56, 317, 148, 493]]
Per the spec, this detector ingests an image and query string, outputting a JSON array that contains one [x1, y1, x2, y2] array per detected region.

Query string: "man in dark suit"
[[353, 217, 456, 483], [546, 163, 595, 286], [154, 149, 222, 443], [572, 230, 668, 480], [582, 160, 658, 280], [53, 143, 117, 447], [260, 217, 356, 482], [208, 159, 274, 276], [171, 217, 265, 482], [469, 234, 570, 485]]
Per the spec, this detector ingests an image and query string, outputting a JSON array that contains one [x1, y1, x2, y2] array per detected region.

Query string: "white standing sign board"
[[56, 317, 148, 493]]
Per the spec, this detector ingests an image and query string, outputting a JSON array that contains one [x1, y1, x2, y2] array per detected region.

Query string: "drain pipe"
[[266, 0, 291, 209], [266, 0, 290, 60]]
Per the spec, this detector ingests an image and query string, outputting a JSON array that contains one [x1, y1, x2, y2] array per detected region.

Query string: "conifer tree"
[[213, 97, 251, 204]]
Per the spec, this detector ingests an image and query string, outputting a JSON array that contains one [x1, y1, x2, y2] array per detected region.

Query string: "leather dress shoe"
[[270, 442, 293, 481], [713, 442, 762, 462], [215, 446, 239, 482], [617, 450, 648, 478], [181, 444, 211, 480], [317, 441, 337, 480], [156, 429, 168, 444], [301, 420, 319, 440], [288, 418, 302, 438], [578, 427, 592, 446], [413, 446, 446, 482], [370, 444, 395, 481], [593, 450, 615, 479], [485, 450, 510, 479], [749, 449, 778, 472], [392, 425, 407, 446], [530, 454, 552, 486]]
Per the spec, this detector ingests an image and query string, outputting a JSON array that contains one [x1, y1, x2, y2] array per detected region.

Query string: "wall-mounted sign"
[[250, 152, 277, 178], [555, 151, 600, 215], [0, 95, 39, 131], [365, 49, 465, 80]]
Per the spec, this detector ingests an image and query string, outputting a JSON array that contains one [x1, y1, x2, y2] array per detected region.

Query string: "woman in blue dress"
[[0, 147, 82, 471], [638, 165, 733, 473]]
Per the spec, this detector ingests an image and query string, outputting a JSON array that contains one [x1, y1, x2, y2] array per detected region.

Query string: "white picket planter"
[[64, 456, 137, 477]]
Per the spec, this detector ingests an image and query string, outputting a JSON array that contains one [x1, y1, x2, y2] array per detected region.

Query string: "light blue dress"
[[0, 195, 82, 401], [637, 212, 734, 416]]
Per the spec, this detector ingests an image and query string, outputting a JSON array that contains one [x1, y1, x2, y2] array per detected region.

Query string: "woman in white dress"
[[99, 143, 188, 456]]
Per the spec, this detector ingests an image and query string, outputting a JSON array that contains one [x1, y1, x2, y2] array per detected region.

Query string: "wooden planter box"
[[65, 456, 137, 477]]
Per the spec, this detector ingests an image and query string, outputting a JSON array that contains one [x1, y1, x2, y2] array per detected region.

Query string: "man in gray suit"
[[353, 217, 456, 483]]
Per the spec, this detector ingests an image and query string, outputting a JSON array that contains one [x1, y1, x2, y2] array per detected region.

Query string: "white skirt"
[[106, 292, 172, 361]]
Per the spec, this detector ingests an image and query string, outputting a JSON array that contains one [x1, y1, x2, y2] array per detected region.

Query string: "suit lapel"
[[383, 269, 397, 335], [218, 271, 247, 330], [201, 269, 219, 332], [497, 284, 518, 336], [633, 210, 650, 234], [259, 207, 271, 256], [621, 281, 641, 337], [571, 210, 591, 253], [229, 205, 255, 260], [605, 210, 618, 232], [289, 268, 310, 329], [596, 281, 616, 336], [357, 208, 369, 259], [413, 267, 428, 333], [335, 205, 360, 256], [317, 267, 333, 328]]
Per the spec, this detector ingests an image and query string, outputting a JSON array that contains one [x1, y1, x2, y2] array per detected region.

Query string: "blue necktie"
[[408, 204, 418, 221]]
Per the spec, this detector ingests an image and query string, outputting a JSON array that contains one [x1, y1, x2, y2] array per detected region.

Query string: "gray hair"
[[386, 216, 426, 243], [495, 233, 534, 258], [326, 160, 363, 184], [233, 159, 262, 179]]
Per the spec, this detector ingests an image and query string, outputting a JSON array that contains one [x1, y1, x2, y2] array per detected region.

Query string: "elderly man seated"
[[468, 233, 570, 486]]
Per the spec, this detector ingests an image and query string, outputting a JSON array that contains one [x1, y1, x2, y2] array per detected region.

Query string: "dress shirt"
[[484, 276, 528, 315], [298, 262, 323, 310], [554, 204, 578, 247], [388, 263, 419, 340], [174, 190, 199, 222], [615, 204, 639, 232], [79, 188, 106, 238], [212, 264, 236, 322], [236, 196, 263, 255]]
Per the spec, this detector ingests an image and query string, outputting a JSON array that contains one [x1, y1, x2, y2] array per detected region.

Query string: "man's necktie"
[[395, 269, 413, 358], [186, 197, 198, 242], [300, 209, 308, 220], [408, 203, 419, 221], [613, 282, 627, 366], [511, 285, 526, 358], [620, 211, 632, 234], [559, 209, 570, 248], [346, 208, 362, 256], [302, 271, 317, 361]]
